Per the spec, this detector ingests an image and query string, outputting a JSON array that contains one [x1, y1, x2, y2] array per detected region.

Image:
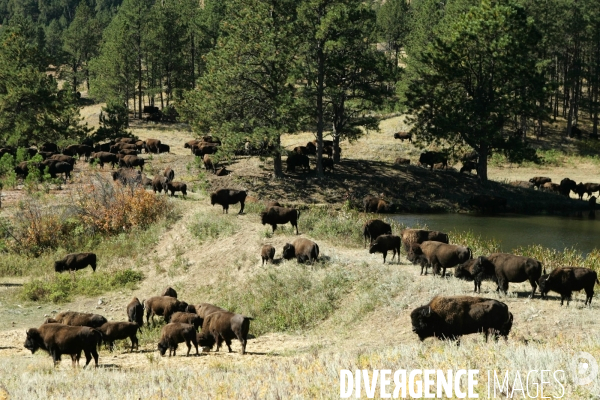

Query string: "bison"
[[163, 167, 174, 181], [112, 168, 142, 186], [54, 253, 97, 273], [169, 312, 203, 331], [286, 153, 310, 173], [369, 234, 401, 264], [583, 182, 600, 198], [196, 303, 227, 319], [529, 176, 551, 189], [144, 296, 188, 325], [50, 311, 107, 328], [394, 157, 410, 166], [49, 154, 76, 166], [210, 189, 247, 214], [145, 139, 162, 154], [89, 151, 118, 169], [261, 244, 275, 265], [460, 161, 477, 174], [454, 256, 497, 293], [393, 132, 411, 142], [152, 175, 168, 193], [196, 311, 253, 355], [162, 287, 178, 298], [419, 151, 447, 170], [260, 206, 300, 234], [363, 196, 394, 213], [97, 322, 140, 352], [166, 181, 187, 197], [538, 267, 599, 306], [157, 323, 199, 357], [400, 229, 449, 253], [24, 323, 102, 367], [282, 238, 319, 264], [410, 296, 513, 342], [119, 155, 144, 172], [202, 154, 216, 173], [127, 297, 144, 327], [559, 178, 577, 197], [407, 241, 472, 277], [362, 219, 392, 248], [484, 253, 544, 297]]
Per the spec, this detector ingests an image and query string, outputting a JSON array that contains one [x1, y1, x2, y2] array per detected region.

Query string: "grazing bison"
[[400, 229, 449, 253], [49, 154, 76, 166], [583, 183, 600, 198], [393, 132, 411, 142], [410, 296, 513, 342], [97, 322, 140, 352], [363, 219, 392, 248], [538, 267, 599, 306], [559, 178, 577, 197], [407, 241, 472, 277], [529, 176, 551, 189], [394, 157, 410, 166], [369, 234, 401, 264], [163, 167, 174, 181], [419, 151, 447, 170], [169, 312, 203, 331], [54, 253, 97, 273], [119, 155, 144, 172], [145, 139, 162, 154], [454, 257, 497, 293], [196, 311, 253, 355], [460, 161, 477, 174], [127, 297, 144, 327], [363, 196, 394, 213], [282, 238, 319, 264], [24, 323, 102, 368], [162, 287, 177, 298], [260, 206, 300, 234], [40, 142, 59, 153], [210, 189, 247, 214], [542, 182, 561, 194], [509, 180, 534, 189], [50, 311, 107, 328], [41, 160, 73, 179], [196, 303, 227, 319], [286, 153, 310, 172], [261, 244, 275, 265], [112, 168, 142, 186], [152, 175, 168, 193], [144, 296, 188, 325], [89, 152, 118, 169], [467, 195, 507, 213], [157, 323, 199, 357], [166, 181, 187, 197], [484, 253, 544, 297]]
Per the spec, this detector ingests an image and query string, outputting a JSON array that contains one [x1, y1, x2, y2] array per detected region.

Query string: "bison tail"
[[540, 262, 546, 275], [468, 247, 473, 260]]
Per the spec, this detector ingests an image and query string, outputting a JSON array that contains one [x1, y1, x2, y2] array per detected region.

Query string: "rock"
[[37, 306, 41, 309], [98, 299, 103, 305]]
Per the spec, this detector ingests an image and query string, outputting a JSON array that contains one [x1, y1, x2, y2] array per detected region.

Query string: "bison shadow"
[[97, 364, 122, 370], [0, 282, 23, 287]]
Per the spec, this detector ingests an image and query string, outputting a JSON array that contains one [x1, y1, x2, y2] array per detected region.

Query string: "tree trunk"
[[315, 41, 325, 178], [477, 143, 488, 182], [273, 136, 283, 178], [332, 133, 341, 163]]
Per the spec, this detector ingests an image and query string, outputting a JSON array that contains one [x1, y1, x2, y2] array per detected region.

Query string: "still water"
[[390, 213, 600, 254]]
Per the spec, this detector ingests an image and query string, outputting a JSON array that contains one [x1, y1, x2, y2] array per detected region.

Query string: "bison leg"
[[382, 251, 387, 264], [528, 279, 538, 298], [225, 338, 233, 353], [292, 222, 298, 235], [70, 354, 78, 368], [239, 201, 245, 214], [185, 340, 192, 356], [83, 349, 93, 368], [51, 350, 62, 367], [271, 224, 277, 233]]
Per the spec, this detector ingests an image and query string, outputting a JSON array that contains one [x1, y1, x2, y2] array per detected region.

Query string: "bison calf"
[[282, 238, 319, 264], [261, 244, 275, 265], [363, 219, 392, 248], [196, 311, 253, 355], [97, 322, 140, 352], [369, 234, 401, 264], [54, 253, 97, 273], [157, 323, 199, 357]]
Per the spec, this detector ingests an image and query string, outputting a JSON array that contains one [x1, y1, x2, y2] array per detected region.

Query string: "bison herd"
[[24, 287, 254, 367]]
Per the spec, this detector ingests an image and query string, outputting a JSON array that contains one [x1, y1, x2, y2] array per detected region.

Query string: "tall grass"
[[188, 212, 238, 242]]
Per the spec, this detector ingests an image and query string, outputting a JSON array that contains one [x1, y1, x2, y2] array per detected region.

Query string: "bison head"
[[185, 304, 197, 314], [454, 264, 473, 281], [368, 242, 380, 254], [24, 329, 42, 354], [410, 306, 436, 341], [196, 332, 216, 349], [537, 274, 550, 299], [406, 244, 423, 265], [282, 243, 295, 260], [157, 340, 170, 356], [260, 212, 268, 225], [210, 192, 217, 206]]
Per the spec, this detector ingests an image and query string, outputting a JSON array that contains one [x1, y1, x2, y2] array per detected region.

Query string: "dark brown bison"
[[394, 157, 410, 166], [305, 141, 317, 155], [419, 151, 447, 170], [538, 267, 599, 306], [152, 175, 168, 193], [363, 196, 394, 213], [261, 244, 275, 265], [454, 257, 497, 293], [196, 303, 227, 319], [369, 234, 401, 264], [574, 182, 586, 200], [362, 219, 392, 248], [49, 154, 76, 166], [541, 182, 561, 194], [145, 139, 162, 154], [321, 144, 341, 158], [559, 178, 577, 197], [40, 142, 59, 153], [97, 322, 140, 352], [321, 157, 334, 172], [202, 154, 216, 173], [112, 168, 142, 186], [484, 253, 544, 297], [119, 155, 145, 172], [166, 181, 187, 197], [24, 323, 102, 367], [94, 142, 114, 153], [467, 195, 507, 213], [89, 152, 118, 169], [460, 161, 477, 174], [157, 323, 199, 357], [583, 183, 600, 198], [158, 143, 170, 153], [192, 143, 219, 157], [127, 297, 144, 327], [393, 132, 411, 142], [169, 312, 203, 331], [407, 241, 472, 277], [260, 206, 300, 234], [509, 180, 534, 189], [51, 311, 107, 328], [41, 160, 73, 179], [400, 229, 449, 253], [196, 311, 253, 355], [529, 176, 551, 189], [410, 296, 513, 342], [282, 238, 319, 264], [185, 140, 200, 153], [210, 189, 247, 214], [144, 296, 188, 325], [54, 253, 97, 273], [117, 149, 138, 157], [293, 146, 308, 155], [162, 286, 178, 298], [163, 167, 174, 181], [286, 153, 310, 172]]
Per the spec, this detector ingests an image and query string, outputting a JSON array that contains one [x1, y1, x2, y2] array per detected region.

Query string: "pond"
[[390, 213, 600, 255]]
